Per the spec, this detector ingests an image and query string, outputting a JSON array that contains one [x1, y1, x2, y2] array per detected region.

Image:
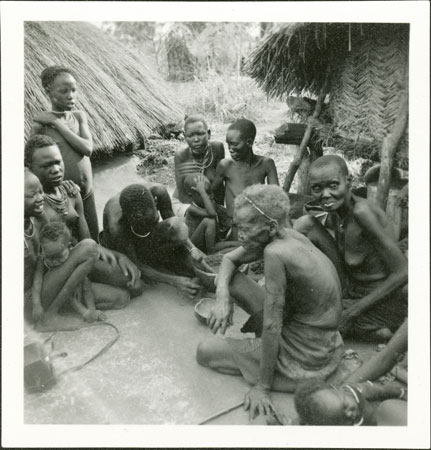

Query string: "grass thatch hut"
[[25, 21, 183, 157], [247, 23, 409, 168]]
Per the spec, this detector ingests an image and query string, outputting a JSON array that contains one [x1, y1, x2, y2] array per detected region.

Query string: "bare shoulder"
[[174, 145, 190, 162], [72, 110, 87, 121], [217, 158, 233, 172], [104, 193, 122, 220], [352, 196, 387, 225]]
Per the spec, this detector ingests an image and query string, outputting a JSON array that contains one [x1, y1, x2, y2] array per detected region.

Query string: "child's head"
[[308, 155, 351, 212], [40, 221, 71, 268], [24, 168, 44, 218], [119, 184, 159, 236], [25, 135, 64, 189], [234, 184, 289, 249], [41, 66, 77, 112], [184, 115, 210, 157], [294, 379, 364, 426], [183, 173, 212, 208], [226, 119, 256, 162]]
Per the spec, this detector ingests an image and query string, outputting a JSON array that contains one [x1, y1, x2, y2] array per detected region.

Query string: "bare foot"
[[82, 309, 100, 323], [36, 313, 83, 332]]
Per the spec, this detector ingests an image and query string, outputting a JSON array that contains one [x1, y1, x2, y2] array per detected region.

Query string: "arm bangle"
[[399, 388, 405, 399], [366, 380, 374, 387]]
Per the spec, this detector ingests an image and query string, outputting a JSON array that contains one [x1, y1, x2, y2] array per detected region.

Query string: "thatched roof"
[[247, 23, 409, 165], [25, 22, 183, 157]]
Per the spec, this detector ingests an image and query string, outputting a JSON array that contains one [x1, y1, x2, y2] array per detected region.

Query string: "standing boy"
[[212, 119, 279, 237], [197, 185, 343, 421], [294, 155, 408, 342], [29, 66, 99, 241]]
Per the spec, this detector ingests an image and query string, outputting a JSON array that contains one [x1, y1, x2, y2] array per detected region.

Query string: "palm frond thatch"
[[246, 23, 409, 165], [25, 22, 183, 156]]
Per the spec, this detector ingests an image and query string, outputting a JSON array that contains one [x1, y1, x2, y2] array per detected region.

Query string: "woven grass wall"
[[247, 23, 409, 167], [25, 22, 183, 157]]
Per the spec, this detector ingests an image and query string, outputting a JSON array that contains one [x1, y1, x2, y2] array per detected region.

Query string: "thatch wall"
[[25, 22, 183, 157], [247, 23, 409, 166]]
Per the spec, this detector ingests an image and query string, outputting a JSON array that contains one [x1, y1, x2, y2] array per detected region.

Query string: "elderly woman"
[[24, 135, 144, 330], [197, 185, 343, 421]]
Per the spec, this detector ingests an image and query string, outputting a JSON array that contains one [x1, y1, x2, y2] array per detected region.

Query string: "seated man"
[[102, 182, 211, 299], [294, 155, 408, 342], [196, 185, 343, 421]]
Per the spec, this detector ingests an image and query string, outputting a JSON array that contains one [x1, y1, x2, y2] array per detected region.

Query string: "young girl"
[[30, 66, 99, 241]]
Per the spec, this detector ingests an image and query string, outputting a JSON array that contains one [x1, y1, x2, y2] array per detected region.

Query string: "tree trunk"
[[376, 70, 409, 209], [283, 73, 329, 193]]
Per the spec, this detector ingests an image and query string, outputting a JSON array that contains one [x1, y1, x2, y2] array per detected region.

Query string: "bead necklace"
[[191, 145, 214, 172], [130, 225, 151, 239], [44, 186, 69, 216], [24, 217, 35, 252]]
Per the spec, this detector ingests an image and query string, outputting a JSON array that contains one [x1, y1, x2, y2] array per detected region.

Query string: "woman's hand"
[[244, 384, 274, 421], [207, 292, 233, 335], [172, 276, 201, 299], [117, 255, 141, 289], [61, 180, 81, 197], [98, 246, 119, 269], [33, 112, 59, 126]]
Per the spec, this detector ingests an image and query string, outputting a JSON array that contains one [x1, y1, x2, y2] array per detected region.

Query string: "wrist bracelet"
[[399, 388, 405, 399], [366, 380, 374, 387]]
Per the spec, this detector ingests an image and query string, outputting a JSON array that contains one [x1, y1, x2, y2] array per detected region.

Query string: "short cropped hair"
[[183, 173, 210, 193], [309, 155, 349, 177], [40, 221, 71, 243], [24, 134, 58, 167], [184, 114, 208, 132], [294, 379, 333, 425], [119, 184, 157, 222], [235, 184, 290, 225], [228, 118, 257, 141], [41, 66, 77, 91]]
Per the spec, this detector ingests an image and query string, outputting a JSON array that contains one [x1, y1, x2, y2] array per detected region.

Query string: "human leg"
[[196, 335, 242, 375], [190, 217, 217, 254], [376, 399, 407, 425], [83, 191, 100, 242], [89, 260, 145, 298], [91, 282, 130, 310], [41, 239, 99, 310]]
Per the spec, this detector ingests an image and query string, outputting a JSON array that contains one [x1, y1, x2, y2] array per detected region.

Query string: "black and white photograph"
[[1, 1, 429, 447]]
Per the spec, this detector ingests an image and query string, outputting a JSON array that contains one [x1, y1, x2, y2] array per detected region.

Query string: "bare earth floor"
[[24, 282, 376, 425]]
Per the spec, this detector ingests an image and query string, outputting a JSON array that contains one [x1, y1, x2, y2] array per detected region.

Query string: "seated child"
[[183, 173, 217, 254], [29, 66, 99, 241], [294, 378, 407, 426], [172, 115, 225, 217], [31, 221, 106, 324], [212, 118, 279, 238], [294, 155, 408, 342]]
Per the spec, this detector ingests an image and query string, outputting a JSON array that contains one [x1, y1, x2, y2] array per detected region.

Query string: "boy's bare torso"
[[222, 156, 271, 216]]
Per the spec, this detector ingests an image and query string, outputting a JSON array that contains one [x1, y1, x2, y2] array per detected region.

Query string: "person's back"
[[266, 228, 342, 372]]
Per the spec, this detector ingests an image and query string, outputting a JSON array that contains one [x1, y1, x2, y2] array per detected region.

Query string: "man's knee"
[[160, 217, 189, 244], [196, 338, 217, 367], [202, 217, 216, 229], [75, 239, 100, 262], [129, 278, 145, 298], [113, 290, 131, 309]]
